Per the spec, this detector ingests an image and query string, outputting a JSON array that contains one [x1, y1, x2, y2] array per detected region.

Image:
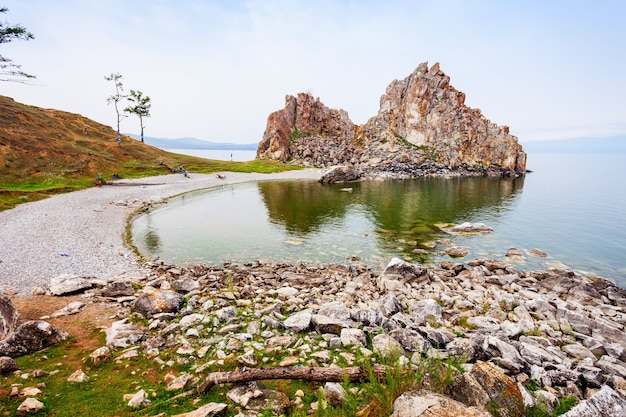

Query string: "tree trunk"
[[198, 365, 390, 393]]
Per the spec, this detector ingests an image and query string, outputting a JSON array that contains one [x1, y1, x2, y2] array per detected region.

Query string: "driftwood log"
[[198, 365, 390, 393]]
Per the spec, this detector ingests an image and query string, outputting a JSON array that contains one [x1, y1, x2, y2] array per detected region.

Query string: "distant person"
[[83, 125, 88, 134], [113, 173, 119, 179], [230, 152, 233, 161]]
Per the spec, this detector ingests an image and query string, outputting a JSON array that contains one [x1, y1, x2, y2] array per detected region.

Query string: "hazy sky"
[[2, 0, 625, 144]]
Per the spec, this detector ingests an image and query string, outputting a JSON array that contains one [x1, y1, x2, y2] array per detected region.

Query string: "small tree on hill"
[[104, 73, 126, 146], [124, 90, 151, 143], [0, 7, 35, 82]]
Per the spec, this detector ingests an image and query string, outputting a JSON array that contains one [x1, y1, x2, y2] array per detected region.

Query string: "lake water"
[[132, 153, 626, 287], [163, 149, 257, 161]]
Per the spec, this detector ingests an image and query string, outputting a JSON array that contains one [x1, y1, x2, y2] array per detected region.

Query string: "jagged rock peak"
[[257, 62, 526, 177]]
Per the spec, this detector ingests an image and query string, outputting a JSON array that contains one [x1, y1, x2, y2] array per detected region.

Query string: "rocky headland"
[[256, 62, 527, 182]]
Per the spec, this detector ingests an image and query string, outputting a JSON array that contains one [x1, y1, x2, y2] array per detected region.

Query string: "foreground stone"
[[48, 274, 92, 296], [171, 402, 228, 417], [30, 253, 626, 416], [16, 397, 44, 414], [391, 390, 491, 417], [563, 385, 626, 417], [0, 321, 68, 357]]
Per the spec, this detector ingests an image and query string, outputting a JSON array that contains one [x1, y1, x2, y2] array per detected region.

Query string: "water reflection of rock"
[[257, 180, 354, 234], [257, 176, 525, 252]]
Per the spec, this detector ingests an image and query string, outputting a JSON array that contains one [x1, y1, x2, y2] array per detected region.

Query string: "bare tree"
[[124, 90, 151, 143], [0, 7, 35, 82], [104, 73, 127, 146]]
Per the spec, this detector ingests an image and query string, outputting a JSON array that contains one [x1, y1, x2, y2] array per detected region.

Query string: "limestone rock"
[[131, 289, 184, 316], [171, 402, 228, 417], [172, 277, 201, 293], [0, 293, 19, 340], [101, 281, 135, 297], [445, 246, 469, 258], [0, 356, 18, 374], [391, 389, 491, 417], [16, 397, 44, 414], [283, 309, 313, 333], [105, 319, 145, 348], [372, 333, 406, 358], [0, 320, 68, 357], [50, 301, 85, 318], [67, 369, 89, 382], [450, 361, 524, 417], [562, 385, 626, 417], [319, 165, 361, 183], [445, 222, 494, 234], [323, 382, 346, 407], [127, 389, 150, 408], [166, 372, 191, 391], [48, 274, 92, 295], [89, 346, 111, 365]]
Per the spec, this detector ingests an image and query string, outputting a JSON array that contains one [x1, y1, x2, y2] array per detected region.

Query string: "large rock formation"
[[256, 62, 526, 179]]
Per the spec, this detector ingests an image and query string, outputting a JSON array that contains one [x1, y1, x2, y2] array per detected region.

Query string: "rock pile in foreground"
[[4, 256, 626, 416]]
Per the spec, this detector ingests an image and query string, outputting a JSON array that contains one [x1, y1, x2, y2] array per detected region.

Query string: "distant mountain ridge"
[[522, 136, 626, 153], [127, 134, 257, 150]]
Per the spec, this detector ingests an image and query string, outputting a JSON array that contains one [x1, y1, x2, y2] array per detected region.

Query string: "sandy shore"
[[0, 169, 322, 296]]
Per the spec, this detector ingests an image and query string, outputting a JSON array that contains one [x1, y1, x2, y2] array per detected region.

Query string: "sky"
[[1, 0, 625, 145]]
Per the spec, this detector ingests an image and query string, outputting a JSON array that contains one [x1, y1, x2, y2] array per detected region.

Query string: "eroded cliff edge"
[[257, 62, 527, 180]]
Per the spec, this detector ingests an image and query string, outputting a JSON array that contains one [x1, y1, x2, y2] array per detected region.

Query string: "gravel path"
[[0, 169, 322, 296]]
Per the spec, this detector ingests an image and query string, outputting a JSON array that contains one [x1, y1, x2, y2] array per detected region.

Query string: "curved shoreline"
[[0, 169, 323, 296]]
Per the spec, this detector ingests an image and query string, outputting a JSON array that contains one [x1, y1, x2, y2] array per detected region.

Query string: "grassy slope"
[[0, 95, 295, 211]]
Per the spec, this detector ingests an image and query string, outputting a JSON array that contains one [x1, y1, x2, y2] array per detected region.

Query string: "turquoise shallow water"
[[132, 153, 626, 287]]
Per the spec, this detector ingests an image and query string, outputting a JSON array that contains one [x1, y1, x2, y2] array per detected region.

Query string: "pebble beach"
[[0, 169, 322, 296]]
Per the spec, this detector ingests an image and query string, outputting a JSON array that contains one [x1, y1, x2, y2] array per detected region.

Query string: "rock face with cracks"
[[257, 62, 526, 180]]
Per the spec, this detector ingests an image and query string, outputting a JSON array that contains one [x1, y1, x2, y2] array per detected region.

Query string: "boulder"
[[323, 382, 347, 407], [17, 397, 44, 414], [101, 281, 135, 297], [445, 223, 494, 234], [311, 314, 350, 334], [319, 165, 361, 183], [0, 293, 19, 340], [0, 356, 18, 374], [450, 361, 524, 417], [89, 346, 111, 365], [171, 402, 228, 417], [172, 277, 201, 293], [48, 274, 92, 295], [105, 319, 145, 348], [131, 289, 184, 316], [0, 320, 68, 357], [283, 309, 313, 333], [562, 385, 626, 417], [372, 333, 406, 358], [391, 390, 491, 417], [317, 301, 351, 321], [50, 301, 85, 318]]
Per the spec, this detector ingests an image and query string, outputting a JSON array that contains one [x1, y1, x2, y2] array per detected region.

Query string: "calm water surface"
[[132, 153, 626, 286]]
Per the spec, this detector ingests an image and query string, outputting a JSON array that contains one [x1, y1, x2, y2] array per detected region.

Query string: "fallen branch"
[[159, 161, 177, 172], [198, 365, 389, 393]]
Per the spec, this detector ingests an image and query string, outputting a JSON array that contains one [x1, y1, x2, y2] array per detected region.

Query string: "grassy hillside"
[[0, 95, 293, 211]]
